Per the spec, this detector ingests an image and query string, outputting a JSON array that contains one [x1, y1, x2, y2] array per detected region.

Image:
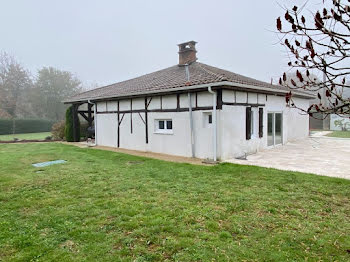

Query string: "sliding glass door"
[[267, 112, 283, 146]]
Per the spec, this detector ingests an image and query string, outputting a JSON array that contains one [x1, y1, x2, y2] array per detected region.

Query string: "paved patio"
[[226, 132, 350, 180]]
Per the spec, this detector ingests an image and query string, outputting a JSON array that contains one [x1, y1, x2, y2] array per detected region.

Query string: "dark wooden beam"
[[176, 94, 180, 111], [217, 89, 223, 110], [130, 99, 133, 134], [119, 113, 125, 125], [147, 97, 153, 108], [87, 104, 93, 127], [78, 111, 89, 122], [138, 112, 145, 124], [223, 102, 265, 107], [145, 97, 148, 144], [117, 101, 120, 147], [96, 106, 219, 115]]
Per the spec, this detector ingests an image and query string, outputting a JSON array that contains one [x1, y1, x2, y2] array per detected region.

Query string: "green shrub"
[[51, 120, 65, 140], [0, 119, 55, 135], [65, 106, 80, 142]]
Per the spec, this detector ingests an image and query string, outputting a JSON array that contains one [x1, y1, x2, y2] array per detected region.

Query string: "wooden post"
[[145, 97, 148, 144], [88, 103, 93, 127], [176, 94, 180, 111], [117, 101, 120, 147], [217, 89, 223, 110], [130, 99, 133, 134]]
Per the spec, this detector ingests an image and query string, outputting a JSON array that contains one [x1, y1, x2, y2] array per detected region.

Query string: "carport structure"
[[69, 103, 95, 142]]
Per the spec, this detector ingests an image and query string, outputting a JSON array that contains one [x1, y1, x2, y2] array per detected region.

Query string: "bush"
[[0, 109, 11, 119], [51, 120, 65, 140], [0, 119, 55, 135], [65, 106, 80, 142]]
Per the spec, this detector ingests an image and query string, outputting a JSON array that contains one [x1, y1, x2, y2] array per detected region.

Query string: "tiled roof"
[[64, 62, 311, 103]]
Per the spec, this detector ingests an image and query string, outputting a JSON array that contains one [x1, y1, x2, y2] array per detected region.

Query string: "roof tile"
[[64, 62, 310, 103]]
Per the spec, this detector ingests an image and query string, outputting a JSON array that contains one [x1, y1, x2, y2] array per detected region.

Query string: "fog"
[[0, 0, 321, 88]]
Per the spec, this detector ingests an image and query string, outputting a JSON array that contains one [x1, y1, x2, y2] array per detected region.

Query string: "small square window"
[[159, 120, 165, 129], [155, 119, 173, 134]]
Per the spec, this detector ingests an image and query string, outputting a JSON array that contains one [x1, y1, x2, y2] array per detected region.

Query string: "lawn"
[[326, 131, 350, 138], [0, 143, 349, 261], [0, 132, 51, 141]]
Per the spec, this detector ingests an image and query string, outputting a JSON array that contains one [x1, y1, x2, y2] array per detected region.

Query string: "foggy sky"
[[0, 0, 318, 89]]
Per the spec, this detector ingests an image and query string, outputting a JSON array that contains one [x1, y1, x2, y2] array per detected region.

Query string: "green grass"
[[326, 131, 350, 138], [0, 132, 51, 141], [0, 143, 349, 261]]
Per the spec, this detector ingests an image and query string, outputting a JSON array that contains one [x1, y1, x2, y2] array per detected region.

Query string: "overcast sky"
[[0, 0, 319, 88]]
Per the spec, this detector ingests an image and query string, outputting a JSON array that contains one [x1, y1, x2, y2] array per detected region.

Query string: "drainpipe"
[[188, 92, 195, 157], [87, 99, 97, 146], [185, 64, 195, 158], [208, 86, 217, 162]]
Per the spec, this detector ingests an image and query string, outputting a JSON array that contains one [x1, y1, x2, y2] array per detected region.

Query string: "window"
[[250, 110, 254, 136], [203, 112, 212, 128], [246, 107, 251, 140], [155, 119, 173, 134], [259, 108, 263, 138], [247, 107, 262, 140], [208, 114, 212, 124], [159, 120, 165, 129], [246, 107, 257, 140]]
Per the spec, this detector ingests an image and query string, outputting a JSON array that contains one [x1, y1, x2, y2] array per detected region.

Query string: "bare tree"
[[276, 0, 350, 117], [31, 67, 82, 121], [0, 52, 33, 131]]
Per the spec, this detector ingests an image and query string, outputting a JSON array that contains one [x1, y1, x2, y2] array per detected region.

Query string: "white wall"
[[265, 95, 309, 144], [220, 93, 266, 159], [220, 91, 309, 159], [96, 112, 118, 147], [95, 90, 310, 160]]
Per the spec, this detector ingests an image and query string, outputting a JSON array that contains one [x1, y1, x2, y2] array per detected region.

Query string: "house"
[[309, 88, 350, 130], [64, 41, 313, 161]]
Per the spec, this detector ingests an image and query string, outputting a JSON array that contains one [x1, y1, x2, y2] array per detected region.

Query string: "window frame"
[[250, 109, 255, 137], [155, 119, 173, 134], [203, 112, 213, 128]]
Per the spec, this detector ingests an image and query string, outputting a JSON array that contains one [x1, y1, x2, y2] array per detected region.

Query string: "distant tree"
[[276, 0, 350, 117], [31, 67, 82, 121], [0, 52, 33, 119]]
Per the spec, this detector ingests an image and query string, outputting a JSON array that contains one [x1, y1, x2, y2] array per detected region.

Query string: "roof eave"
[[63, 81, 315, 104]]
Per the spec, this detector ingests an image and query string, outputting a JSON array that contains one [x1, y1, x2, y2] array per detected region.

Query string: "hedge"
[[0, 119, 55, 135]]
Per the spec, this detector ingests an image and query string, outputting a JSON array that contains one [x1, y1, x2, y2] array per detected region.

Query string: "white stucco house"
[[64, 41, 313, 161]]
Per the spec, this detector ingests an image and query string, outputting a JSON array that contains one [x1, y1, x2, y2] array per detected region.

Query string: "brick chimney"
[[178, 41, 197, 66]]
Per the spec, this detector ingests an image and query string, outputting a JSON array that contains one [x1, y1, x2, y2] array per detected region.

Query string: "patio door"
[[268, 113, 283, 146]]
